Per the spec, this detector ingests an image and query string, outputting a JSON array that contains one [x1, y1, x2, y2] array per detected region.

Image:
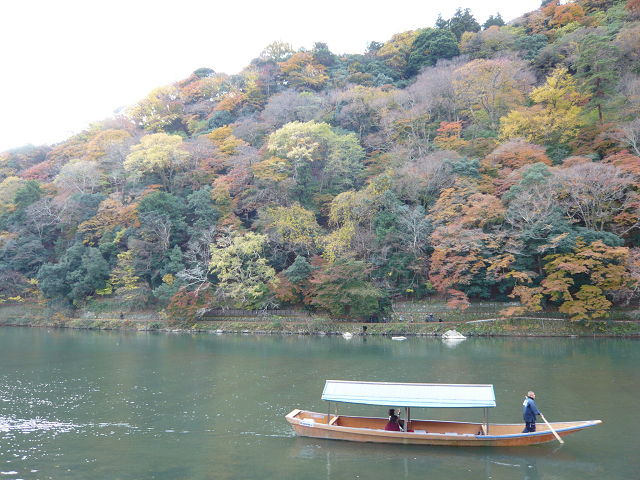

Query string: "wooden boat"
[[285, 381, 601, 447]]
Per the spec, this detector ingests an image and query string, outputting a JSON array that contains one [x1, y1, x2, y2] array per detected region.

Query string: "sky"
[[0, 0, 541, 152]]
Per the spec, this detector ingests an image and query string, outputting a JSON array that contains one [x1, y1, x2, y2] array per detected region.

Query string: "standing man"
[[522, 391, 541, 433]]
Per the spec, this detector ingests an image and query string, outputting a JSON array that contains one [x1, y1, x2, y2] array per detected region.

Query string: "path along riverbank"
[[0, 311, 638, 337]]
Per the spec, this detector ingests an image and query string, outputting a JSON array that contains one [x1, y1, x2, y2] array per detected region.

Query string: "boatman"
[[522, 391, 542, 433]]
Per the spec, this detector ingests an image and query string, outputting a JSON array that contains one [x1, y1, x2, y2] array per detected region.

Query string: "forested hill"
[[1, 1, 640, 321]]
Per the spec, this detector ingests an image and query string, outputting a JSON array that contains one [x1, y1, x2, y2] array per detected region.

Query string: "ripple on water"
[[0, 416, 78, 434]]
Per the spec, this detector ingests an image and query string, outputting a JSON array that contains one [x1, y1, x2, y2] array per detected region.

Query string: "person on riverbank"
[[522, 391, 541, 433]]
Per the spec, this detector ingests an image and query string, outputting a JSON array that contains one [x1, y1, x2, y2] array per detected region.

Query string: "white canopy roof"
[[321, 380, 496, 408]]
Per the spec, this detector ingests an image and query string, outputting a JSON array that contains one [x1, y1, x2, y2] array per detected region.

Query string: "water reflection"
[[0, 416, 78, 434], [442, 338, 466, 348], [289, 439, 600, 480]]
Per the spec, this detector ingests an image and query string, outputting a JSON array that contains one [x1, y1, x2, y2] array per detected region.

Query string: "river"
[[0, 328, 638, 479]]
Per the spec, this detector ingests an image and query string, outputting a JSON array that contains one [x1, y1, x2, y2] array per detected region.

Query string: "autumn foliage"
[[2, 1, 640, 321]]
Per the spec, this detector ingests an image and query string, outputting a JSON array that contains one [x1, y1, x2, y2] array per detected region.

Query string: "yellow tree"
[[260, 40, 295, 62], [541, 240, 630, 320], [84, 129, 133, 161], [500, 66, 583, 145], [209, 231, 276, 309], [323, 175, 391, 262], [54, 159, 102, 194], [376, 31, 422, 75], [279, 53, 329, 91], [97, 250, 149, 303], [126, 85, 182, 132], [265, 121, 365, 201], [261, 203, 322, 256], [124, 133, 190, 192], [77, 198, 137, 246], [0, 176, 25, 214], [453, 57, 534, 132]]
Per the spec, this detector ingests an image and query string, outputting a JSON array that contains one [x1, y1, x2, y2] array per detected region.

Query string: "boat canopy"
[[321, 380, 496, 408]]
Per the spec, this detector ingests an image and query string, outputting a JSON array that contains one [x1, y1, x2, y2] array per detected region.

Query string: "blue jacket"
[[523, 396, 540, 423]]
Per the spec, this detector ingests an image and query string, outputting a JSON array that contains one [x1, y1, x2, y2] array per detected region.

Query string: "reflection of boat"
[[286, 381, 601, 446], [442, 339, 466, 349], [391, 336, 406, 341], [442, 330, 466, 340]]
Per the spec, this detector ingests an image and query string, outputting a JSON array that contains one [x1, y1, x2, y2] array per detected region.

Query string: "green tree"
[[1, 234, 48, 276], [10, 180, 42, 224], [448, 8, 481, 42], [513, 35, 548, 61], [137, 191, 188, 248], [283, 255, 316, 283], [185, 186, 219, 237], [305, 258, 386, 318], [152, 245, 187, 303], [37, 243, 110, 307], [406, 28, 459, 76], [483, 13, 505, 30], [575, 34, 621, 125]]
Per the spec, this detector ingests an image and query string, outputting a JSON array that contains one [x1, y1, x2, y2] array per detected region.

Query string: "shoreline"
[[1, 315, 639, 337]]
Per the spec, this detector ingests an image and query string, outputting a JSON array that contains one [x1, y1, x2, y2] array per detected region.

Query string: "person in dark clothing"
[[522, 391, 541, 433], [385, 414, 402, 431], [388, 408, 404, 430]]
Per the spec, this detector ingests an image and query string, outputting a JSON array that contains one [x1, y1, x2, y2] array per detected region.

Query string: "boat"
[[285, 381, 601, 447], [391, 336, 407, 341], [342, 332, 353, 338], [442, 330, 466, 340]]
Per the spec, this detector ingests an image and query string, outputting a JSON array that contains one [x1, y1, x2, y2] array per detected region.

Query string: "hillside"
[[1, 1, 640, 321]]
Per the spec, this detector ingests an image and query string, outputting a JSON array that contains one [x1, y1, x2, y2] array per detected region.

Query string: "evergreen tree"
[[406, 28, 459, 76], [575, 34, 621, 124], [448, 8, 481, 42], [482, 13, 505, 30]]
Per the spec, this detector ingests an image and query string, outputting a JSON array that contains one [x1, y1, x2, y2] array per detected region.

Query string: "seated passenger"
[[388, 408, 405, 429], [385, 414, 403, 431]]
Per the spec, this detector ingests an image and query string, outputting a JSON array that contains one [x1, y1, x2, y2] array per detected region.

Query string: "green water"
[[0, 328, 637, 479]]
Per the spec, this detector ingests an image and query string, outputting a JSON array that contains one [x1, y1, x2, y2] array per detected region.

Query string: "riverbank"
[[1, 311, 639, 337]]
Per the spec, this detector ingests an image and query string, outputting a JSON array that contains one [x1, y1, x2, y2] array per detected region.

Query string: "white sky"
[[0, 0, 541, 152]]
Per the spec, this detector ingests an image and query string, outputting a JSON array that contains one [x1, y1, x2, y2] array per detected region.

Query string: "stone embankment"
[[0, 313, 638, 337]]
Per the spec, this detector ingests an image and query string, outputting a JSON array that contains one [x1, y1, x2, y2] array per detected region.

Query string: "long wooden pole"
[[540, 414, 564, 444]]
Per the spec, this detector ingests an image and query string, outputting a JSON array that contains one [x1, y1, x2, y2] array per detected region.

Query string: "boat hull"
[[286, 410, 601, 447]]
